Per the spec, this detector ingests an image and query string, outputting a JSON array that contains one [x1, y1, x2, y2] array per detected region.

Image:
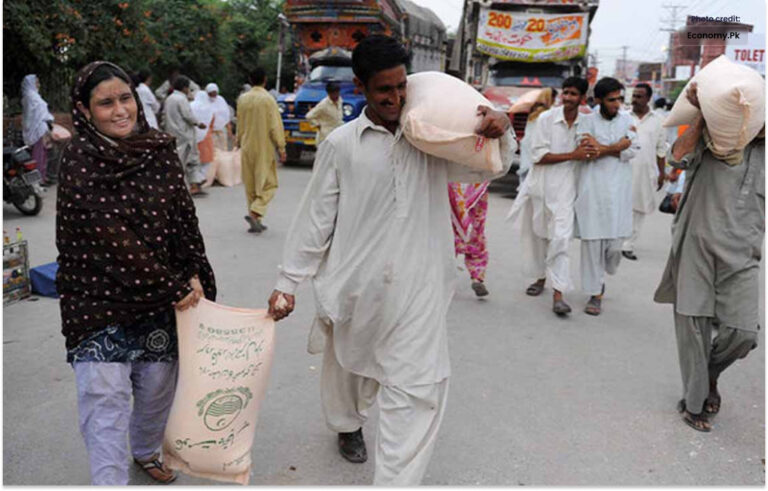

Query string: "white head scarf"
[[190, 90, 214, 143], [204, 82, 231, 131], [21, 74, 54, 145]]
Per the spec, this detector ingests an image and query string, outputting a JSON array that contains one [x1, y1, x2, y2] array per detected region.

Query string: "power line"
[[659, 3, 688, 95], [660, 3, 687, 32]]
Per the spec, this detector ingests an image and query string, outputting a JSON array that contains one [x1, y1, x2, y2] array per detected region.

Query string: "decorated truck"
[[278, 0, 404, 162], [450, 0, 599, 147], [279, 0, 446, 163]]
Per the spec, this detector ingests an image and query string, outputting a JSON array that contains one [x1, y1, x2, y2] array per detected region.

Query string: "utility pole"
[[660, 3, 687, 96], [276, 13, 290, 93], [619, 45, 628, 82]]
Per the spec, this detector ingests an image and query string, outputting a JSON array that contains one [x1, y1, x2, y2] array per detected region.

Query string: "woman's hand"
[[175, 276, 204, 311]]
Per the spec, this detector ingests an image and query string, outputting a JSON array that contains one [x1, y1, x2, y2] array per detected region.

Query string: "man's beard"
[[600, 104, 617, 120]]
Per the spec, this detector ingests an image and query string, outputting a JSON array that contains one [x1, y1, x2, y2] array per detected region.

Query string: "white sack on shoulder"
[[664, 55, 765, 154], [163, 299, 275, 485], [400, 71, 503, 173]]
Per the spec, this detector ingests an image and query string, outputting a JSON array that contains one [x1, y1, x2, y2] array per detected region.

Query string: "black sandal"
[[704, 393, 721, 416], [526, 281, 545, 296], [677, 399, 712, 432]]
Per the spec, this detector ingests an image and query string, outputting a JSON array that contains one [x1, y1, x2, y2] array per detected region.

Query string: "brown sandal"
[[677, 399, 712, 432], [134, 454, 177, 484]]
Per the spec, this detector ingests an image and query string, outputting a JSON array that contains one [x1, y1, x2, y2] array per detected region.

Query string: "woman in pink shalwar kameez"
[[448, 182, 490, 297]]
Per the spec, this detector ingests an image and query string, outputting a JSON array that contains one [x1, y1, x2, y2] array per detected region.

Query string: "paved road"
[[3, 165, 764, 485]]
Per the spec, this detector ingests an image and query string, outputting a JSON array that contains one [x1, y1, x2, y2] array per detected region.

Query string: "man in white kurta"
[[135, 71, 161, 129], [507, 77, 591, 315], [575, 78, 638, 315], [622, 84, 667, 259], [267, 34, 514, 486]]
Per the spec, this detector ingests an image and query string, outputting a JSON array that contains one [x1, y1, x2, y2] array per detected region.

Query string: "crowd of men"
[[131, 67, 289, 231], [93, 35, 760, 485]]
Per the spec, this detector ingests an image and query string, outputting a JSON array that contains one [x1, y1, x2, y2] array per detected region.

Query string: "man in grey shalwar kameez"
[[654, 82, 763, 432], [162, 75, 207, 195], [574, 77, 638, 315]]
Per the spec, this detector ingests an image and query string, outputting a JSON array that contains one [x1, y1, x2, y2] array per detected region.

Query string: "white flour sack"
[[163, 299, 275, 485], [400, 71, 503, 173], [664, 55, 765, 154]]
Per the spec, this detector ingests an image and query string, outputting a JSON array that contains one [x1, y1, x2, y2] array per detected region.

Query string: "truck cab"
[[279, 49, 367, 162], [483, 60, 580, 143]]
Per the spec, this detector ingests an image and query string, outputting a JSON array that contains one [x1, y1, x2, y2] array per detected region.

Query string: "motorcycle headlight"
[[277, 102, 285, 114], [342, 103, 354, 118]]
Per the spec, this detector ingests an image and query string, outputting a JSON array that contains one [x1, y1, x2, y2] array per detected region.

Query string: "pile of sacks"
[[204, 149, 242, 187]]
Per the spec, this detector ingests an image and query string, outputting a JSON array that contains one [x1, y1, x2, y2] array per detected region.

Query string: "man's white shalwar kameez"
[[575, 110, 638, 294], [136, 82, 160, 129], [623, 109, 667, 252], [275, 109, 514, 485], [507, 106, 584, 292]]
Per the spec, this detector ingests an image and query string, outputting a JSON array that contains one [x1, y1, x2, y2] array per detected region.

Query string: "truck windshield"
[[309, 66, 355, 82], [489, 63, 570, 88]]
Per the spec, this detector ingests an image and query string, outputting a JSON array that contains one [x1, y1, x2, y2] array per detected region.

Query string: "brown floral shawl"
[[56, 61, 216, 350]]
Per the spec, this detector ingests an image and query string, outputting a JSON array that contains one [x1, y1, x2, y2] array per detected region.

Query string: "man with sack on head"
[[654, 81, 764, 433], [267, 35, 515, 485]]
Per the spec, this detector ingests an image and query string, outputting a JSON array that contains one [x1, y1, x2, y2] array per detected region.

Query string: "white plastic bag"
[[400, 71, 503, 173], [163, 299, 275, 485], [664, 55, 765, 154]]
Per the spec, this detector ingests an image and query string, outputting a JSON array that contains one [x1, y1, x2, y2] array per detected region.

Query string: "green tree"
[[3, 0, 293, 114]]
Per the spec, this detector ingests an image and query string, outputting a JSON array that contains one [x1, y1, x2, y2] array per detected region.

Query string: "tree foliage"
[[3, 0, 294, 113]]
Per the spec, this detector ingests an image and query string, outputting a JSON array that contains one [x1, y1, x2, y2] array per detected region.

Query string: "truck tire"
[[285, 144, 302, 165]]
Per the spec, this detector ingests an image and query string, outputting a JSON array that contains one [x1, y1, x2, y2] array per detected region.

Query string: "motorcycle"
[[3, 145, 44, 216]]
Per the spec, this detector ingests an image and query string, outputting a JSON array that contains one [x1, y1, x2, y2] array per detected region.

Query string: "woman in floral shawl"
[[56, 61, 216, 485]]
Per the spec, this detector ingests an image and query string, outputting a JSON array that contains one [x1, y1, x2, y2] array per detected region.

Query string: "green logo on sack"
[[196, 387, 253, 431]]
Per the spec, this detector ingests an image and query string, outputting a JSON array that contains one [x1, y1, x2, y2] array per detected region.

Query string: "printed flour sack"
[[163, 299, 275, 484], [664, 55, 765, 154], [400, 71, 503, 173]]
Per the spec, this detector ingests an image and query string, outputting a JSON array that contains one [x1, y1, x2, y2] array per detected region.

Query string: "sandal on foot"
[[134, 454, 177, 484], [584, 296, 602, 316], [677, 399, 712, 432], [244, 215, 264, 234], [704, 393, 721, 416], [472, 281, 489, 297], [682, 410, 712, 432], [553, 299, 572, 316], [526, 282, 545, 296]]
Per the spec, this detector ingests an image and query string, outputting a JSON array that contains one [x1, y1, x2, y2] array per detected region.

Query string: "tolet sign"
[[725, 34, 765, 75]]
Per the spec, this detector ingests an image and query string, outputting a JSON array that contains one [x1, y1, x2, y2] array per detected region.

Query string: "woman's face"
[[78, 77, 138, 139]]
